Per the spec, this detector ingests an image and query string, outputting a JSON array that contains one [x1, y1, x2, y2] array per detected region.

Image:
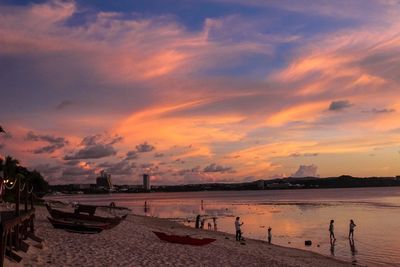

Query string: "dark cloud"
[[203, 163, 234, 173], [62, 166, 95, 177], [177, 166, 201, 176], [136, 142, 155, 153], [26, 131, 68, 154], [371, 108, 395, 114], [125, 150, 138, 160], [328, 100, 352, 111], [64, 159, 80, 166], [140, 163, 154, 169], [64, 134, 121, 160], [292, 164, 319, 178], [64, 144, 116, 160], [290, 152, 318, 157], [32, 163, 60, 175], [174, 158, 185, 164], [97, 161, 136, 176], [56, 100, 73, 110], [81, 134, 123, 146]]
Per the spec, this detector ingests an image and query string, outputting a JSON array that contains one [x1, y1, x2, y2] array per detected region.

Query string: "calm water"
[[46, 187, 400, 266]]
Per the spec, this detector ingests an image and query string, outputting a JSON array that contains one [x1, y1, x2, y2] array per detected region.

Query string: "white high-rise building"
[[143, 174, 151, 191]]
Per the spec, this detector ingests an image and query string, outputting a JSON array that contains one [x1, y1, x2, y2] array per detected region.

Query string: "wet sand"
[[8, 206, 353, 267]]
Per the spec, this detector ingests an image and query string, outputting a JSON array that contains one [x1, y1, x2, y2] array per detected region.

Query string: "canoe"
[[47, 217, 106, 234], [152, 231, 216, 246], [46, 204, 127, 229]]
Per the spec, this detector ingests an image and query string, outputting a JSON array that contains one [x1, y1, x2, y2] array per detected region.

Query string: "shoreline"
[[8, 206, 353, 267]]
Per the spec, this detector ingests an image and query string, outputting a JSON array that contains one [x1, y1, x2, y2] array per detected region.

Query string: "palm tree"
[[2, 156, 19, 181]]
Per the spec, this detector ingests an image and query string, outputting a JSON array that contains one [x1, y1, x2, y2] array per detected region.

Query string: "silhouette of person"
[[267, 227, 272, 244], [195, 214, 201, 229], [201, 200, 204, 210], [213, 217, 217, 231], [201, 218, 205, 229], [329, 220, 336, 244], [207, 222, 212, 230], [235, 217, 244, 241], [349, 219, 356, 239], [144, 201, 148, 213]]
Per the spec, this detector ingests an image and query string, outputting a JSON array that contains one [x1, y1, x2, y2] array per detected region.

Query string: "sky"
[[1, 0, 400, 185]]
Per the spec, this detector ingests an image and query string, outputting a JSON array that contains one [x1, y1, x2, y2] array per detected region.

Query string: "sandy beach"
[[6, 206, 353, 267]]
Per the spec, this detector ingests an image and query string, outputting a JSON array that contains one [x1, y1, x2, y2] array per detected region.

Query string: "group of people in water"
[[235, 217, 272, 243], [329, 219, 357, 243], [195, 214, 218, 231], [329, 219, 357, 256], [199, 214, 356, 250]]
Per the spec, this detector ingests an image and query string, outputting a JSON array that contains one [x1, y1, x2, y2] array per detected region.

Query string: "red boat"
[[153, 231, 216, 246], [46, 204, 127, 229]]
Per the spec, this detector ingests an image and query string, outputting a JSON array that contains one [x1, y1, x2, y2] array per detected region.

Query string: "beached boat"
[[152, 231, 216, 246], [45, 203, 127, 229], [47, 217, 106, 234]]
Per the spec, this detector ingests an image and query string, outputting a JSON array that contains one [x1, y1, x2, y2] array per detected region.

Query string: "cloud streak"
[[1, 0, 400, 183]]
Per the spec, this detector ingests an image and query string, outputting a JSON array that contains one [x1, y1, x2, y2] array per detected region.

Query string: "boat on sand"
[[46, 203, 127, 230], [153, 231, 216, 246], [47, 217, 106, 234]]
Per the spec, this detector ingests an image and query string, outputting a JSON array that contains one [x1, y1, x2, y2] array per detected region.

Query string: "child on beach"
[[349, 219, 356, 239], [235, 217, 244, 241], [267, 227, 272, 244], [329, 220, 336, 243]]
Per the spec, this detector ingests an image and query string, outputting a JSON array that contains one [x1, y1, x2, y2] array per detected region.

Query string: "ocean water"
[[46, 187, 400, 266]]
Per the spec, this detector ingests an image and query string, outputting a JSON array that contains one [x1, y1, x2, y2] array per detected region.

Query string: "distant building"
[[96, 170, 112, 190], [143, 174, 151, 191]]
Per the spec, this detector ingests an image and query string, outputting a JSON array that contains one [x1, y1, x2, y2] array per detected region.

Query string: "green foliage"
[[0, 155, 49, 194]]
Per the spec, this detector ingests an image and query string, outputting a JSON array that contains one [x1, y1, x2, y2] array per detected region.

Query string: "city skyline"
[[1, 0, 400, 184]]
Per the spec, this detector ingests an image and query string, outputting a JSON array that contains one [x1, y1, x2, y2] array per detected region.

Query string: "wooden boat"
[[152, 231, 216, 246], [47, 217, 106, 234], [45, 204, 127, 229]]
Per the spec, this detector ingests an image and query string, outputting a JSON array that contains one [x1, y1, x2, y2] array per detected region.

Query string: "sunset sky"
[[1, 0, 400, 185]]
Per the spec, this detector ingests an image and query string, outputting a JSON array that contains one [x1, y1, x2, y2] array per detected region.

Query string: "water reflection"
[[46, 188, 400, 266], [330, 242, 335, 256], [349, 238, 357, 256]]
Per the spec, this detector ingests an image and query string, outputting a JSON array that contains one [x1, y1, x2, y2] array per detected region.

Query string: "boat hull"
[[47, 217, 105, 234], [153, 231, 216, 246], [46, 204, 127, 229]]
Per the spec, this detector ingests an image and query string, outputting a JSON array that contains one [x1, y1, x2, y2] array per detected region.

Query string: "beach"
[[7, 206, 352, 267]]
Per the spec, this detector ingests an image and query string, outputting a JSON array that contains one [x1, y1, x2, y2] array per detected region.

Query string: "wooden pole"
[[15, 175, 21, 250], [15, 176, 20, 216], [24, 183, 28, 212]]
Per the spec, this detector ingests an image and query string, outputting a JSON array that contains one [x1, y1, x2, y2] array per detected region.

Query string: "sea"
[[46, 187, 400, 266]]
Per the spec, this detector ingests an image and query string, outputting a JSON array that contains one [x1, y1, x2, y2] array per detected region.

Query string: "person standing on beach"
[[213, 217, 217, 231], [235, 217, 244, 241], [349, 219, 356, 239], [195, 214, 201, 229], [267, 227, 272, 244], [329, 220, 336, 243]]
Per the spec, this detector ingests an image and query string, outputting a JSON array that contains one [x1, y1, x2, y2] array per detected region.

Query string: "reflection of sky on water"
[[47, 187, 400, 266]]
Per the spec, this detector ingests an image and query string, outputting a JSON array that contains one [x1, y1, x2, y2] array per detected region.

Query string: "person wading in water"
[[235, 217, 244, 241]]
